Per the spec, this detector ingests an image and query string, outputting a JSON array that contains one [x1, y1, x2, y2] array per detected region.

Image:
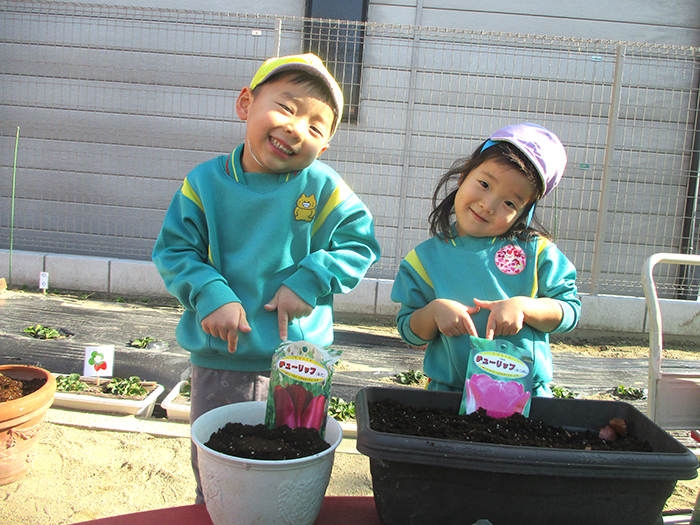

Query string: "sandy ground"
[[0, 409, 372, 525]]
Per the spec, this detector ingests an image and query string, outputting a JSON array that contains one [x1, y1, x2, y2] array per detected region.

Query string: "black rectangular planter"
[[355, 386, 699, 525]]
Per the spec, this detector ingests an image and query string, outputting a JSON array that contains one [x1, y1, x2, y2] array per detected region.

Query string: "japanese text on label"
[[278, 356, 328, 383], [474, 351, 528, 378]]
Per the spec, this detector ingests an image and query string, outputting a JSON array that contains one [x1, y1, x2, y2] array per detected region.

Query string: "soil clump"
[[0, 374, 46, 402], [205, 422, 330, 460], [369, 398, 653, 452]]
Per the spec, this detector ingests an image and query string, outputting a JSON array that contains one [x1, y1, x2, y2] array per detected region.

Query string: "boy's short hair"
[[249, 53, 344, 136]]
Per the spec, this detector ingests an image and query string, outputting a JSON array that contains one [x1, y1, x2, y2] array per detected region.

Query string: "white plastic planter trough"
[[161, 380, 191, 422], [52, 375, 164, 418]]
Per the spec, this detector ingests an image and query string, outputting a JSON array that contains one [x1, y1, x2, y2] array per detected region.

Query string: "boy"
[[152, 53, 380, 503]]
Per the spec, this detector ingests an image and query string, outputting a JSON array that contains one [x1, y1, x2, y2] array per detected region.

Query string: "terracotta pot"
[[0, 365, 57, 485]]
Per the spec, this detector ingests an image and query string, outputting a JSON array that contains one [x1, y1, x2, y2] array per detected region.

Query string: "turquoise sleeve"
[[537, 244, 580, 333], [391, 260, 434, 347], [152, 184, 240, 318]]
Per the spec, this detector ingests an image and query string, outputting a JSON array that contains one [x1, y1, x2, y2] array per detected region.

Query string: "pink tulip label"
[[460, 336, 534, 418]]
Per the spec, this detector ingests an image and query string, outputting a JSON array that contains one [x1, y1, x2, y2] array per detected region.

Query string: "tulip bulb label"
[[264, 340, 341, 438], [460, 336, 534, 418]]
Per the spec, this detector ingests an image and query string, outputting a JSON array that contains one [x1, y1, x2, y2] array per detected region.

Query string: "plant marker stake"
[[9, 126, 20, 286], [39, 272, 49, 295]]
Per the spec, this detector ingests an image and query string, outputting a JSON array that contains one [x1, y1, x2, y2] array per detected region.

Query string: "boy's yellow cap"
[[250, 53, 344, 135]]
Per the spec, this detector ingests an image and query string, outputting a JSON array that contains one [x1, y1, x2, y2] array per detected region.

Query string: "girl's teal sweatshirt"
[[391, 231, 580, 395]]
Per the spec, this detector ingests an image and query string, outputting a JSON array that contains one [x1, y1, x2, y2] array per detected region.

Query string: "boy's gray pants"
[[189, 365, 270, 505]]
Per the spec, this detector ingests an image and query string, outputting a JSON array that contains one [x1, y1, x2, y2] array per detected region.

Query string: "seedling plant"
[[130, 336, 155, 348], [615, 384, 647, 400], [107, 376, 148, 396], [328, 396, 355, 422], [23, 324, 62, 339], [551, 384, 578, 399], [395, 369, 426, 386], [56, 373, 89, 392]]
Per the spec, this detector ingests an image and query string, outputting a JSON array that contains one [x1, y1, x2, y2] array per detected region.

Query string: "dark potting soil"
[[205, 422, 330, 460], [0, 374, 46, 402], [368, 398, 653, 452]]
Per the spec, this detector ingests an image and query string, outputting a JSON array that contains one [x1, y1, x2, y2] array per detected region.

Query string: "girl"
[[391, 123, 580, 396]]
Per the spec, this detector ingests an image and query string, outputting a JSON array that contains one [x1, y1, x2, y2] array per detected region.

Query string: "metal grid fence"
[[1, 1, 699, 298]]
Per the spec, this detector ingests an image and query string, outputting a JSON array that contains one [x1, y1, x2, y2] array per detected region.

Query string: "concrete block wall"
[[2, 250, 700, 338]]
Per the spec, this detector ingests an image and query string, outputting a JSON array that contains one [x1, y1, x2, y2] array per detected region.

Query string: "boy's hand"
[[200, 302, 251, 353], [265, 285, 313, 341], [473, 297, 525, 340]]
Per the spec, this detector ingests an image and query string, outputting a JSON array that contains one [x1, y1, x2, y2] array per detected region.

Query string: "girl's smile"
[[454, 159, 536, 238]]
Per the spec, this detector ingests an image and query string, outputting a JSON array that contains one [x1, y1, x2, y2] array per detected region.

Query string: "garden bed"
[[52, 374, 163, 418]]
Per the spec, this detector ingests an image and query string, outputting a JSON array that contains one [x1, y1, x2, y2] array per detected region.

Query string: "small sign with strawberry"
[[83, 345, 115, 378]]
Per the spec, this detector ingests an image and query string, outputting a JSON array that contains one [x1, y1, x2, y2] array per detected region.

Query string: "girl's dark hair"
[[428, 140, 553, 241], [253, 70, 338, 133]]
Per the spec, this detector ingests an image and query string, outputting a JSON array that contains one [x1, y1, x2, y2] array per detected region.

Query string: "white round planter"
[[191, 401, 342, 525]]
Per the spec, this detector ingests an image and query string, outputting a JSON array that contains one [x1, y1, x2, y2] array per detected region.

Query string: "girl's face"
[[453, 158, 537, 238]]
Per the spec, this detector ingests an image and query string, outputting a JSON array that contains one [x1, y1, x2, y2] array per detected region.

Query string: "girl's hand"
[[201, 302, 252, 353], [410, 298, 480, 340], [265, 285, 313, 341], [474, 296, 563, 339], [473, 297, 525, 340]]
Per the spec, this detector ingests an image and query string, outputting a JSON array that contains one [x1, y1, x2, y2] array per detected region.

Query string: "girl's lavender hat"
[[486, 123, 567, 198]]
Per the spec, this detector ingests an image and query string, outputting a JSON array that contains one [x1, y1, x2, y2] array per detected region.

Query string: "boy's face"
[[235, 76, 334, 174]]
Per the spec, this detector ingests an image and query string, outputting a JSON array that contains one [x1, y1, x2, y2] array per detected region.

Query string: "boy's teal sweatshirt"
[[153, 145, 380, 371]]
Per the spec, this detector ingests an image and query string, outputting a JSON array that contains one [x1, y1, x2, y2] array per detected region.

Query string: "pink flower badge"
[[495, 245, 526, 275], [463, 374, 531, 418]]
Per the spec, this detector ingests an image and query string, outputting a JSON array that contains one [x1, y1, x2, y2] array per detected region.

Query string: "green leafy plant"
[[56, 373, 89, 392], [395, 369, 426, 385], [614, 384, 647, 400], [328, 396, 355, 422], [180, 377, 191, 398], [551, 384, 577, 399], [107, 376, 148, 397], [23, 324, 62, 339], [130, 336, 155, 348]]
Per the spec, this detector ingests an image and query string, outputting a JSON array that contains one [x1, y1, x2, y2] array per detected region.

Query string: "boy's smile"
[[235, 76, 334, 174], [454, 159, 536, 238]]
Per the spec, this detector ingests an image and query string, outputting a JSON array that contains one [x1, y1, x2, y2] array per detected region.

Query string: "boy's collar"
[[229, 145, 300, 181]]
